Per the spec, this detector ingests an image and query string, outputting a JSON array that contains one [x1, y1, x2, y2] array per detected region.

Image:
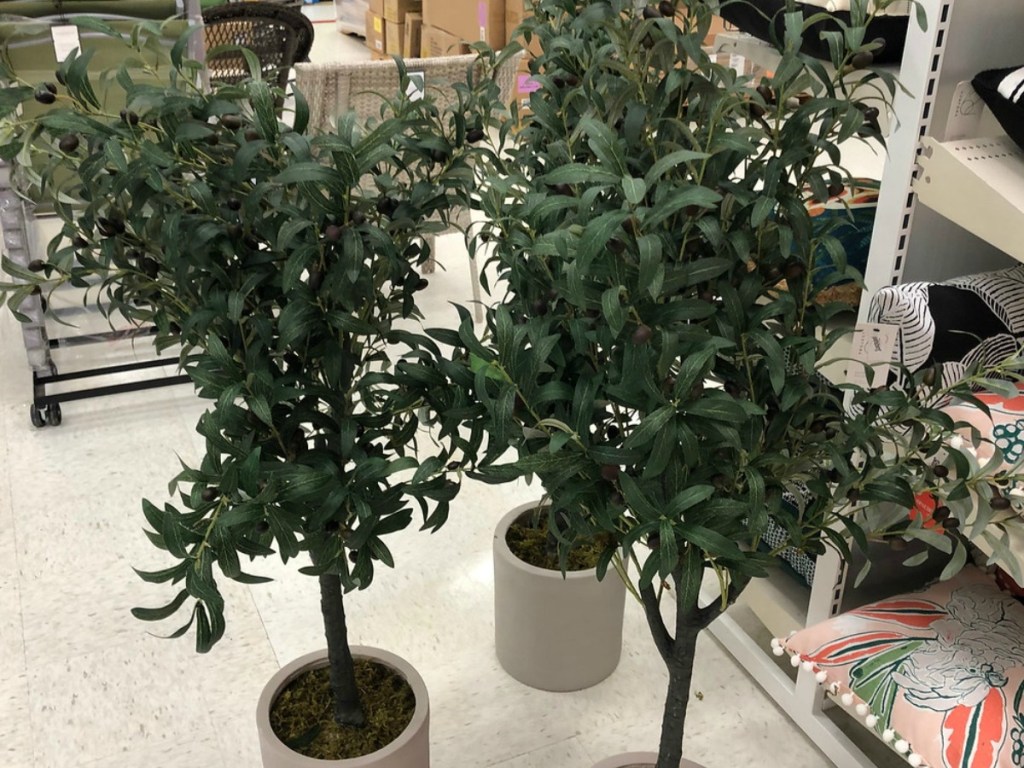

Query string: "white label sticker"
[[847, 323, 900, 389], [406, 71, 425, 102], [946, 80, 985, 141], [728, 54, 745, 73], [51, 25, 81, 63]]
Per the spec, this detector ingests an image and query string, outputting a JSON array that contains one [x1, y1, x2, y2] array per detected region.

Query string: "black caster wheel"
[[46, 403, 62, 426], [30, 404, 46, 428]]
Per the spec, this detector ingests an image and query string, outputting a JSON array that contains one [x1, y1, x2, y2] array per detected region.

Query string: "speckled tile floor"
[[0, 9, 857, 768]]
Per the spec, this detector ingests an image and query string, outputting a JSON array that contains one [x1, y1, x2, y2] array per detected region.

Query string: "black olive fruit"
[[531, 298, 548, 316], [600, 464, 620, 482], [850, 51, 874, 69], [992, 496, 1012, 511], [201, 487, 219, 503], [256, 520, 271, 534], [809, 419, 826, 434], [58, 134, 79, 153], [350, 209, 366, 226], [44, 82, 57, 94], [446, 461, 462, 471], [72, 235, 88, 248], [226, 197, 242, 211], [784, 261, 806, 281], [324, 224, 343, 242], [642, 5, 660, 18], [205, 133, 220, 146], [466, 127, 485, 143], [140, 257, 159, 278], [933, 506, 951, 523], [658, 0, 674, 16], [415, 278, 429, 291], [933, 464, 950, 479], [430, 147, 449, 164], [377, 197, 399, 217], [631, 324, 653, 345], [55, 69, 66, 85], [34, 86, 56, 105], [847, 488, 861, 503], [221, 114, 242, 130], [307, 267, 324, 292], [324, 520, 340, 533], [27, 259, 46, 272], [244, 127, 260, 142], [348, 549, 359, 563]]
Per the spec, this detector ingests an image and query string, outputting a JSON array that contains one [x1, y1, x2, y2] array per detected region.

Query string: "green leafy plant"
[[451, 1, 1024, 765], [0, 24, 502, 741]]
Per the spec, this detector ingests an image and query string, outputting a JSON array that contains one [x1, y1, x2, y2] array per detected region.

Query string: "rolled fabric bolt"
[[895, 739, 909, 754], [883, 730, 895, 743], [790, 654, 802, 668], [866, 714, 879, 727], [908, 755, 923, 767], [841, 693, 855, 707], [816, 671, 828, 683], [856, 703, 869, 716]]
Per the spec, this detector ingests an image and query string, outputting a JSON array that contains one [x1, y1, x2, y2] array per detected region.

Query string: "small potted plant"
[[449, 1, 1024, 766], [0, 29, 503, 766]]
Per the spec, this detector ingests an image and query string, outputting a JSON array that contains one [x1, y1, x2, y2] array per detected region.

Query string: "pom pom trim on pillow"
[[777, 567, 1024, 768]]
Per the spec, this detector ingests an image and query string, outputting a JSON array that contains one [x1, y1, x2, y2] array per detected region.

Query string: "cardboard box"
[[420, 24, 470, 57], [369, 0, 384, 15], [365, 10, 386, 53], [424, 0, 504, 49], [505, 0, 540, 56], [384, 0, 421, 23], [513, 62, 539, 116], [404, 12, 423, 58], [386, 20, 405, 55]]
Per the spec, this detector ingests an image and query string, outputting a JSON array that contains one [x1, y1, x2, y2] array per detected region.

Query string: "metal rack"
[[0, 2, 203, 427]]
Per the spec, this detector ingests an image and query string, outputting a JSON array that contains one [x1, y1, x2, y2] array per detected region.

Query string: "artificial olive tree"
[[452, 1, 1024, 766], [0, 25, 500, 748]]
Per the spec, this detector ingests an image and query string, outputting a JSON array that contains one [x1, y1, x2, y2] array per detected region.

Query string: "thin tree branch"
[[694, 572, 751, 630], [639, 581, 674, 663]]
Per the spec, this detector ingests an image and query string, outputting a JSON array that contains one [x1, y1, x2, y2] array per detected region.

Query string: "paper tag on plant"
[[847, 323, 899, 389], [51, 25, 81, 63], [406, 71, 425, 102]]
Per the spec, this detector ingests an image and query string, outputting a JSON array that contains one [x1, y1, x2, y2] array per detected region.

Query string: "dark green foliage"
[[0, 29, 506, 658], [446, 1, 1021, 765]]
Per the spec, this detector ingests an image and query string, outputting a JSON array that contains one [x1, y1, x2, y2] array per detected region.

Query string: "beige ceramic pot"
[[493, 501, 626, 692], [256, 646, 429, 768], [591, 752, 705, 768]]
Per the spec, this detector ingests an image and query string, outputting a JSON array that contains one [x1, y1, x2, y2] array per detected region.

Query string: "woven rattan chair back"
[[294, 52, 520, 134], [203, 2, 313, 92]]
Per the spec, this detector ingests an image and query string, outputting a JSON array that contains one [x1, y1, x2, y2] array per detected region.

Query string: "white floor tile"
[[0, 674, 35, 768], [26, 638, 221, 768], [78, 737, 226, 768], [487, 738, 596, 768]]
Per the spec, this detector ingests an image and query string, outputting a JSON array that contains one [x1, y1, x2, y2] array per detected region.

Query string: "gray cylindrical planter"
[[494, 501, 626, 692], [256, 646, 429, 768], [591, 752, 705, 768]]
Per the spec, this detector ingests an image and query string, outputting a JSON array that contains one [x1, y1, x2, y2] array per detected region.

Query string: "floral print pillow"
[[780, 567, 1024, 768], [941, 384, 1024, 471]]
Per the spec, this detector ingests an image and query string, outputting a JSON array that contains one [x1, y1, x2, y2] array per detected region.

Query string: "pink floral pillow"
[[941, 384, 1024, 470], [779, 567, 1024, 768]]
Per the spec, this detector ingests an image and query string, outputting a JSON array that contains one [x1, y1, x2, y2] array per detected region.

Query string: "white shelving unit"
[[708, 2, 1024, 766], [914, 136, 1024, 264]]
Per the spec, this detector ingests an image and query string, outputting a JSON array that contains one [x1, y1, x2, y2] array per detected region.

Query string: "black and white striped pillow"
[[973, 66, 1024, 152]]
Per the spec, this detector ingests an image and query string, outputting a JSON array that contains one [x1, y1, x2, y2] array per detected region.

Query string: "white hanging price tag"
[[406, 71, 425, 102], [847, 322, 900, 389], [945, 80, 985, 141], [51, 25, 81, 63]]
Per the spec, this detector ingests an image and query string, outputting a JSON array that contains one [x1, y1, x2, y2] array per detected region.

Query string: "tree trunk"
[[318, 573, 365, 727], [654, 624, 700, 768]]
